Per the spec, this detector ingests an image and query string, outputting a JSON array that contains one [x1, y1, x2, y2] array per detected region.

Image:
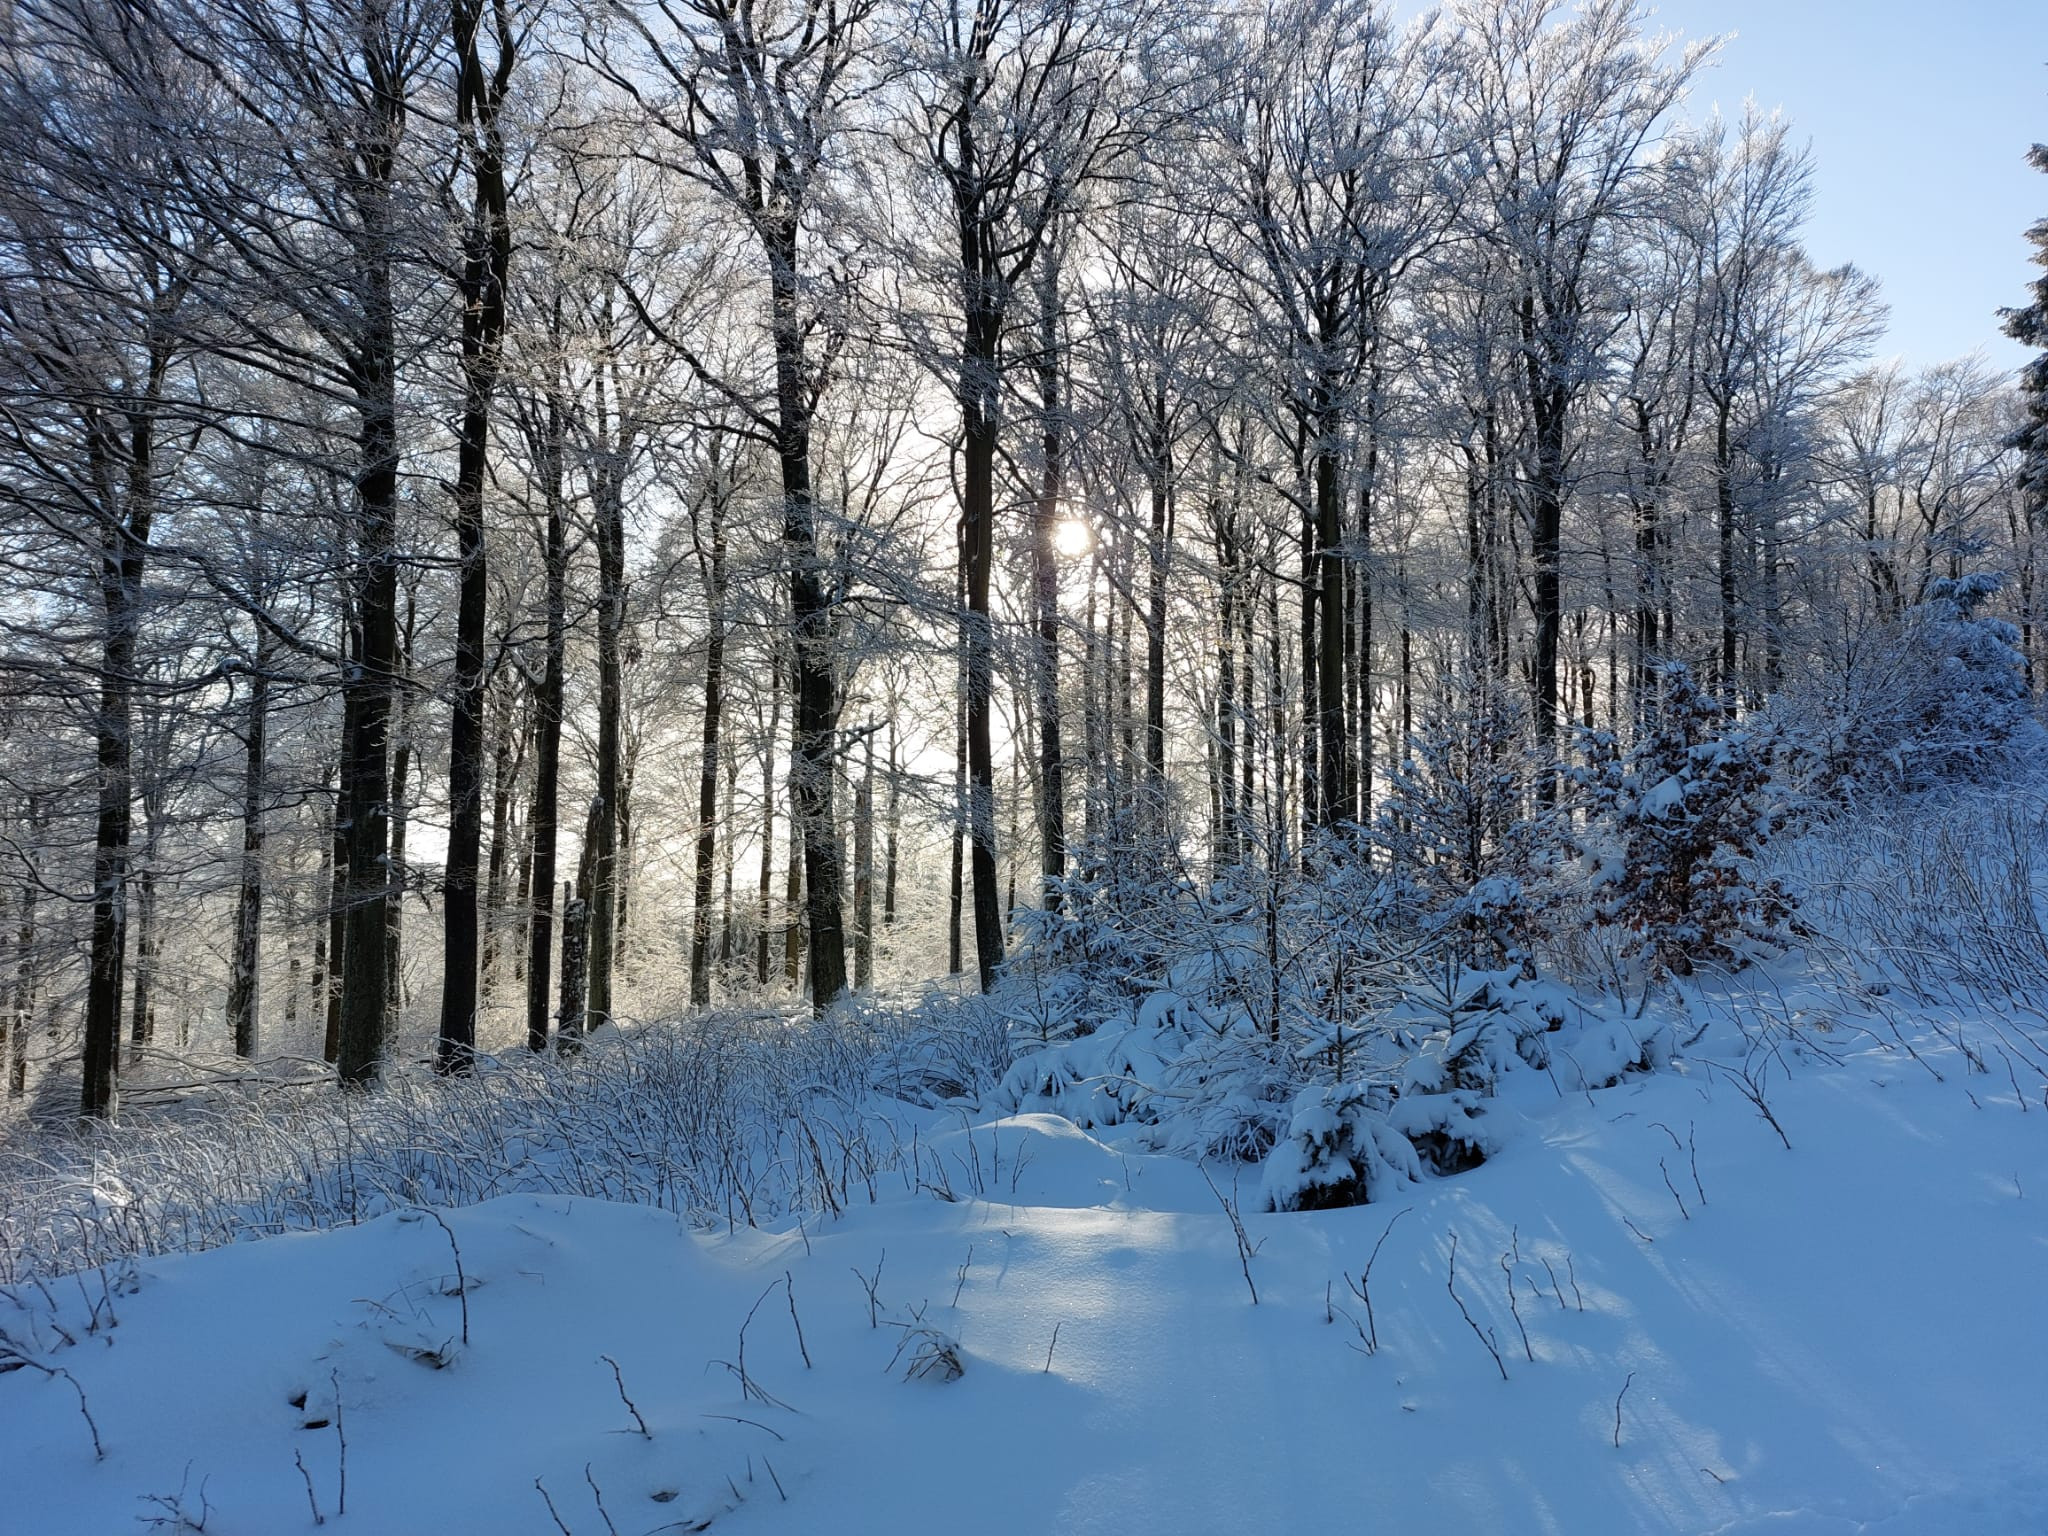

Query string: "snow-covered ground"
[[4, 984, 2045, 1535]]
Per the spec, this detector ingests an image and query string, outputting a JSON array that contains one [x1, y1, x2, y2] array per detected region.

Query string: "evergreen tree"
[[1575, 665, 1792, 977], [2000, 142, 2048, 521]]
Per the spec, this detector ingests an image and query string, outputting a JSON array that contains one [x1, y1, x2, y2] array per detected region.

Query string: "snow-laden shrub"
[[994, 836, 1413, 1158], [1258, 1084, 1420, 1212], [1770, 572, 2040, 801], [1786, 780, 2048, 1005], [1391, 964, 1567, 1095], [991, 999, 1171, 1132], [0, 1000, 1010, 1283], [1375, 677, 1565, 970], [1546, 1015, 1672, 1092], [1258, 1077, 1504, 1211], [993, 988, 1296, 1162], [999, 869, 1155, 1047], [1575, 664, 1793, 977]]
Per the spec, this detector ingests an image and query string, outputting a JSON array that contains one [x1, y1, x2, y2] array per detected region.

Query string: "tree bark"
[[756, 637, 780, 986], [766, 225, 848, 1011], [1031, 254, 1067, 909], [854, 727, 874, 990], [439, 0, 514, 1071], [81, 381, 162, 1120], [226, 630, 272, 1057], [584, 454, 625, 1032], [335, 222, 403, 1088], [689, 470, 728, 1007], [523, 396, 567, 1052]]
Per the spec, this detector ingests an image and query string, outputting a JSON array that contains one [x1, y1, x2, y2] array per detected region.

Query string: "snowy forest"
[[2, 0, 2047, 1528]]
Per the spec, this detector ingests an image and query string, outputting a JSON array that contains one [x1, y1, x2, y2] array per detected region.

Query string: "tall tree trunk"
[[854, 728, 874, 990], [719, 749, 736, 968], [523, 399, 567, 1052], [783, 764, 804, 986], [1313, 397, 1346, 830], [756, 638, 780, 987], [1528, 382, 1568, 786], [480, 713, 517, 998], [949, 539, 968, 977], [1356, 411, 1379, 824], [284, 888, 301, 1032], [1215, 481, 1239, 874], [512, 816, 532, 983], [385, 606, 416, 1021], [1082, 540, 1102, 857], [335, 254, 403, 1088], [1145, 393, 1171, 840], [438, 0, 515, 1074], [883, 710, 900, 926], [956, 212, 1006, 991], [81, 391, 161, 1119], [126, 865, 155, 1061], [1715, 399, 1738, 711], [1032, 254, 1067, 909], [8, 865, 32, 1097], [689, 476, 728, 1007], [768, 229, 848, 1011], [555, 881, 588, 1046], [584, 457, 625, 1032], [320, 763, 344, 1064], [614, 754, 636, 972], [226, 631, 272, 1058]]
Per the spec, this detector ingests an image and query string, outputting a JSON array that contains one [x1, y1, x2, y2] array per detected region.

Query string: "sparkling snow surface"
[[4, 994, 2045, 1535]]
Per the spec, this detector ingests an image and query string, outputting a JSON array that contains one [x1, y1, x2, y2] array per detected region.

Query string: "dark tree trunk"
[[689, 476, 728, 1007], [385, 608, 416, 1021], [949, 541, 967, 977], [854, 727, 874, 990], [335, 256, 403, 1088], [559, 802, 601, 1051], [1527, 380, 1568, 783], [226, 632, 271, 1057], [81, 393, 160, 1120], [482, 710, 526, 998], [126, 866, 155, 1061], [719, 750, 736, 968], [883, 711, 900, 926], [555, 882, 588, 1046], [584, 455, 626, 1032], [438, 0, 515, 1073], [614, 755, 636, 972], [1313, 399, 1346, 830], [511, 814, 532, 983], [783, 769, 804, 986], [1082, 542, 1101, 856], [1356, 417, 1378, 824], [8, 865, 32, 1097], [1032, 254, 1067, 909], [765, 227, 848, 1012], [524, 399, 567, 1052], [756, 638, 780, 986], [960, 321, 1005, 992], [1716, 400, 1738, 711], [1214, 481, 1239, 874], [1144, 393, 1171, 835], [319, 765, 344, 1064]]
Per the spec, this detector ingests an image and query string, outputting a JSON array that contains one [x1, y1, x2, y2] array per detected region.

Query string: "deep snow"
[[3, 988, 2045, 1536]]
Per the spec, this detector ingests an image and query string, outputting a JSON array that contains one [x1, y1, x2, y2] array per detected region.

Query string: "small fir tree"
[[1576, 664, 1792, 977]]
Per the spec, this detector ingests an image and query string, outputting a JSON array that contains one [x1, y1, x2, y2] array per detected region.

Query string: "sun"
[[1054, 518, 1092, 558]]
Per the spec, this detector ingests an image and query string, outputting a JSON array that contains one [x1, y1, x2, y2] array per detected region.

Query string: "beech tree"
[[0, 0, 2032, 1109]]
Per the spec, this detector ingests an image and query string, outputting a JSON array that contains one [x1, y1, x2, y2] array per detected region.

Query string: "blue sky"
[[1644, 0, 2045, 373]]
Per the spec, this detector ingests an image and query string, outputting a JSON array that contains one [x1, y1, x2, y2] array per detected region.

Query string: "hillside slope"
[[3, 990, 2044, 1535]]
